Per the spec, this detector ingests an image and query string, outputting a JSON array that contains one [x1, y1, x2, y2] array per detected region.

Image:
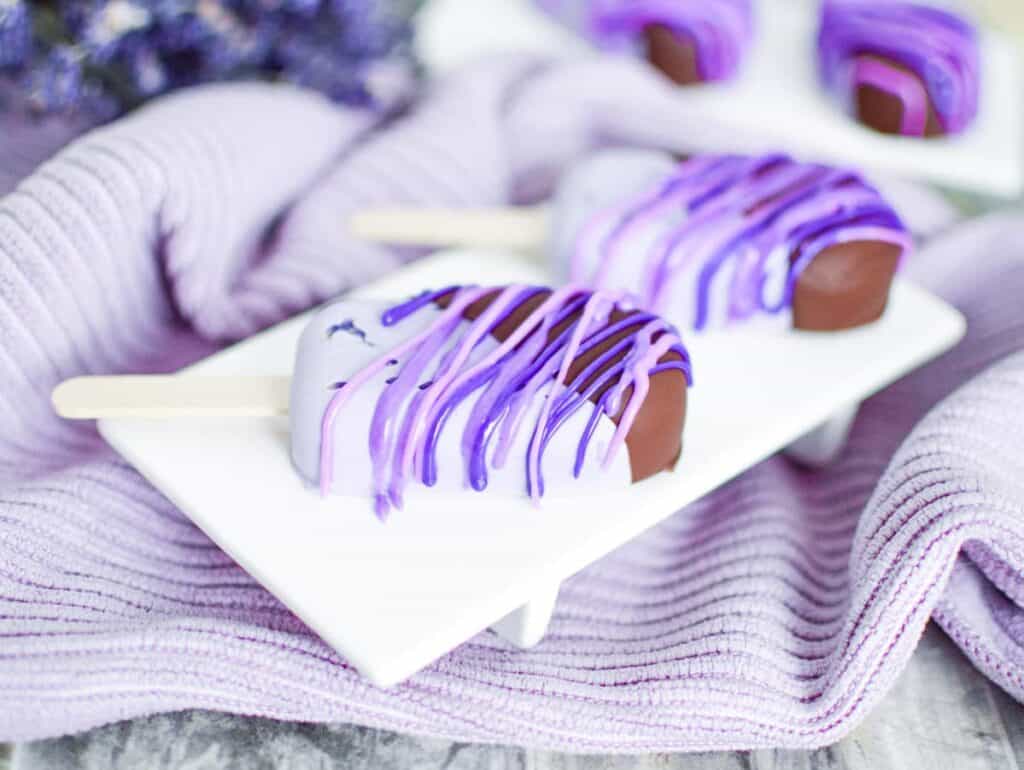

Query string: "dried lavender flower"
[[0, 0, 32, 70], [0, 0, 419, 118]]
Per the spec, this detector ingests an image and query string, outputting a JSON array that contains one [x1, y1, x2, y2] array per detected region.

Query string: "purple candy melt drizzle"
[[537, 0, 753, 82], [571, 153, 914, 331], [817, 0, 980, 136], [318, 285, 693, 518], [464, 318, 583, 488]]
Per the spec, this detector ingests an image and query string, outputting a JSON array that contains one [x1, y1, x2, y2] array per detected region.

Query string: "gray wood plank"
[[746, 627, 1023, 770], [984, 671, 1024, 766]]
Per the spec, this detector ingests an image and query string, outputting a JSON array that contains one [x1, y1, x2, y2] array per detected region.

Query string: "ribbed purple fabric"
[[0, 55, 1023, 751]]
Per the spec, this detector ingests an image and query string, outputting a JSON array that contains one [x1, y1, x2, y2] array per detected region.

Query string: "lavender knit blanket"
[[1, 55, 1023, 752]]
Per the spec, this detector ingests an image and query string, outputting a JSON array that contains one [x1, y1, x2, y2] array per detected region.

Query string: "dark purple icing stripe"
[[318, 286, 693, 519]]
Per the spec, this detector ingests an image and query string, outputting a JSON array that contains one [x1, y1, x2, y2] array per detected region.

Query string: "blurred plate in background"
[[417, 0, 1023, 198]]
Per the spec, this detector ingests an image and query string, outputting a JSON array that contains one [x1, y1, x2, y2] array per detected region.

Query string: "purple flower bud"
[[6, 0, 418, 118], [0, 0, 32, 71], [26, 45, 85, 112]]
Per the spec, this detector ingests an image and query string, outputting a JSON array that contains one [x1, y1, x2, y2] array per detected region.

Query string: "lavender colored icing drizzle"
[[318, 286, 692, 520], [817, 0, 980, 136], [536, 0, 753, 82], [570, 153, 913, 330]]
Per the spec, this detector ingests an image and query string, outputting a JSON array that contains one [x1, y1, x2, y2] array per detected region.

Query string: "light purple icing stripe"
[[318, 286, 693, 519], [571, 153, 913, 330], [817, 0, 980, 135]]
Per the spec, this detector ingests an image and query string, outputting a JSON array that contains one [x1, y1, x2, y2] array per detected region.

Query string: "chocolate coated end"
[[444, 291, 688, 483], [644, 24, 702, 86], [854, 55, 944, 137], [793, 240, 901, 331], [568, 307, 687, 483], [616, 351, 686, 482]]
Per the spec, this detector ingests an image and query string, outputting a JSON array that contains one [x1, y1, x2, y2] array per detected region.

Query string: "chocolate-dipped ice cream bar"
[[536, 0, 753, 85], [351, 149, 913, 334], [817, 0, 980, 137], [294, 285, 691, 518], [552, 149, 912, 332], [54, 285, 692, 520]]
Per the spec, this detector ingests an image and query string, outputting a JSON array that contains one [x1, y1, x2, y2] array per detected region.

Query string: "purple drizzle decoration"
[[571, 153, 913, 330], [327, 318, 373, 345], [537, 0, 753, 82], [318, 285, 692, 520], [817, 0, 980, 136]]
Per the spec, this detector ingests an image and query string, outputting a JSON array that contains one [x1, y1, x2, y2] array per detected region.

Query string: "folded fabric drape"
[[0, 54, 1022, 752]]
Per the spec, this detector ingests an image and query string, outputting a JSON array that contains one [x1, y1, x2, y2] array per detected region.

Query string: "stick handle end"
[[349, 206, 549, 250], [51, 375, 291, 420]]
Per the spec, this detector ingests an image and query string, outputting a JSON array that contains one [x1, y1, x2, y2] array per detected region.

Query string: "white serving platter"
[[99, 248, 965, 687], [416, 0, 1023, 198]]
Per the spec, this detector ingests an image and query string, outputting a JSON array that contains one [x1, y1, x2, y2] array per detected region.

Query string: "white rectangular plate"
[[100, 249, 965, 687], [416, 0, 1023, 197]]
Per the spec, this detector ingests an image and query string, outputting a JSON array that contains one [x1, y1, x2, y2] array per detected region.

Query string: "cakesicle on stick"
[[350, 149, 913, 333], [54, 285, 692, 520], [817, 0, 980, 137]]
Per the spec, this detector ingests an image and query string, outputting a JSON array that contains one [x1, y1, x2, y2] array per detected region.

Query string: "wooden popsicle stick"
[[349, 206, 550, 250], [52, 376, 291, 420]]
